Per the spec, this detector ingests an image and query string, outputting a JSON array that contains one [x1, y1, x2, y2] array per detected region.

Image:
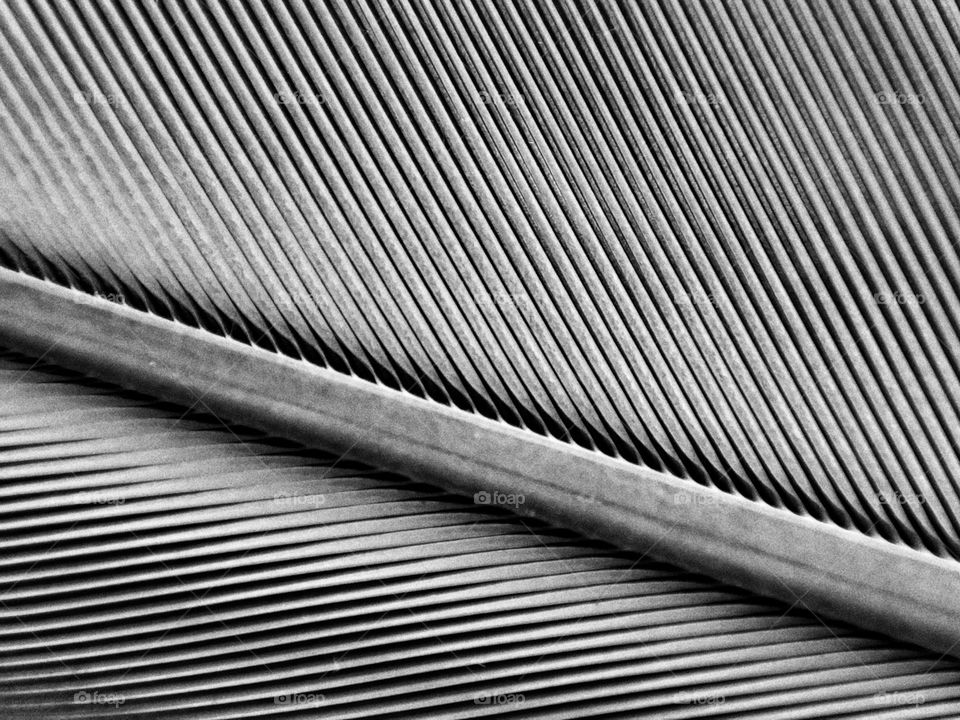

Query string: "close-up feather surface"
[[2, 0, 960, 717], [2, 354, 959, 718]]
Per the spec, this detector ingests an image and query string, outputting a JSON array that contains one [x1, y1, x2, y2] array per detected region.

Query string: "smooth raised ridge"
[[2, 267, 958, 664]]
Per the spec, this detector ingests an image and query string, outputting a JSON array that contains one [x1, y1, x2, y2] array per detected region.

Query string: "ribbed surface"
[[2, 0, 960, 560], [0, 350, 957, 719]]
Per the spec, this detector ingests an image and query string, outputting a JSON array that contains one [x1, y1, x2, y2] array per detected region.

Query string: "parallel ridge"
[[1, 350, 959, 719], [2, 0, 960, 561]]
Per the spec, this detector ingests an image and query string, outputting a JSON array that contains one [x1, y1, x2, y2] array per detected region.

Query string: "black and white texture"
[[4, 0, 960, 555], [1, 352, 959, 718], [2, 0, 960, 716]]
